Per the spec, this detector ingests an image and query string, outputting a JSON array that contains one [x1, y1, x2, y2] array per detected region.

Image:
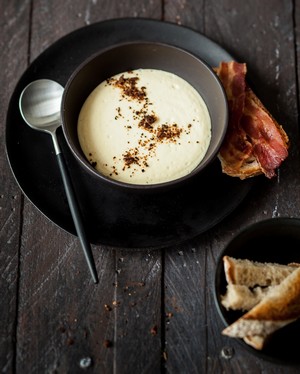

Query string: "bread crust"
[[223, 255, 299, 287], [222, 267, 300, 349]]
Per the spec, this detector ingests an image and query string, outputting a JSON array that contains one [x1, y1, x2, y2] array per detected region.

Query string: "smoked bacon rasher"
[[214, 61, 289, 179]]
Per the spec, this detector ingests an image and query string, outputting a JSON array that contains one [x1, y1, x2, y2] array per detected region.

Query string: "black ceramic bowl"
[[214, 217, 300, 364], [61, 41, 228, 191]]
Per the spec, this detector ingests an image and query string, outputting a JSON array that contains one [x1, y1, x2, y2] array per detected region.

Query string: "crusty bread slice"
[[243, 335, 265, 350], [222, 267, 300, 350], [223, 255, 299, 287], [221, 284, 273, 311]]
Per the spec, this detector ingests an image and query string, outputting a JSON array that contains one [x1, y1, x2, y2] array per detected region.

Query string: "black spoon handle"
[[56, 152, 99, 284]]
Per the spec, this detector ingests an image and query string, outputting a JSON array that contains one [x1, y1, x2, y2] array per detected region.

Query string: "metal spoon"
[[19, 79, 98, 284]]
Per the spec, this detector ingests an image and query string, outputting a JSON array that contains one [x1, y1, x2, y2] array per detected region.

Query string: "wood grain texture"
[[13, 1, 164, 373], [163, 1, 300, 373], [163, 0, 205, 30], [111, 249, 162, 373], [29, 0, 162, 61], [0, 1, 31, 372], [2, 0, 300, 373]]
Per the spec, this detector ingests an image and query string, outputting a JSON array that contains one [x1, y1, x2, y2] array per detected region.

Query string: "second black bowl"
[[214, 217, 300, 364]]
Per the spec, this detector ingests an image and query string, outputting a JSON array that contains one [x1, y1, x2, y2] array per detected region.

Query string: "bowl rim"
[[61, 40, 229, 190]]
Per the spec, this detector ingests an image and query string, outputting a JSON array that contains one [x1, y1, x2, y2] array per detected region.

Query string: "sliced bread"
[[222, 267, 300, 350], [221, 284, 273, 311], [223, 255, 299, 287]]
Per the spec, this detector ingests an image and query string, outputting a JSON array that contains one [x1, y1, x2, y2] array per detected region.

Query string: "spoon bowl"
[[19, 79, 63, 133], [19, 79, 98, 284]]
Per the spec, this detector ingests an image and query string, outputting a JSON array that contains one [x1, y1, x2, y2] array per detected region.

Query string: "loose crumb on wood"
[[103, 339, 112, 348], [150, 325, 158, 336], [104, 304, 112, 311]]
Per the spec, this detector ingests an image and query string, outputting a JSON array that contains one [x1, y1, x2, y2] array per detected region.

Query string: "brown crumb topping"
[[91, 70, 194, 179], [107, 74, 146, 101]]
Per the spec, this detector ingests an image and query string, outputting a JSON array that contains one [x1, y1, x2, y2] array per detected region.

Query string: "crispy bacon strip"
[[241, 87, 289, 178], [215, 61, 289, 179], [216, 62, 253, 174]]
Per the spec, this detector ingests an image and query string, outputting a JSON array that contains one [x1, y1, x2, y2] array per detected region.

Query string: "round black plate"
[[6, 18, 253, 248], [214, 217, 300, 364]]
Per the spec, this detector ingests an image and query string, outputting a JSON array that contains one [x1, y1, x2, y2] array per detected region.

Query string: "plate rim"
[[5, 17, 253, 249]]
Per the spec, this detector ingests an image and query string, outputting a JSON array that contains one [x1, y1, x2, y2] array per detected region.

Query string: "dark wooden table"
[[2, 1, 300, 373]]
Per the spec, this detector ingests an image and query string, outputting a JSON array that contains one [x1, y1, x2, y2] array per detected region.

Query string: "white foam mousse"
[[78, 69, 211, 184]]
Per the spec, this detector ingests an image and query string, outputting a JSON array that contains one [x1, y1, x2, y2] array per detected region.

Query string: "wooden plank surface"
[[14, 1, 163, 373], [0, 1, 31, 372], [1, 0, 300, 373], [163, 0, 300, 373]]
